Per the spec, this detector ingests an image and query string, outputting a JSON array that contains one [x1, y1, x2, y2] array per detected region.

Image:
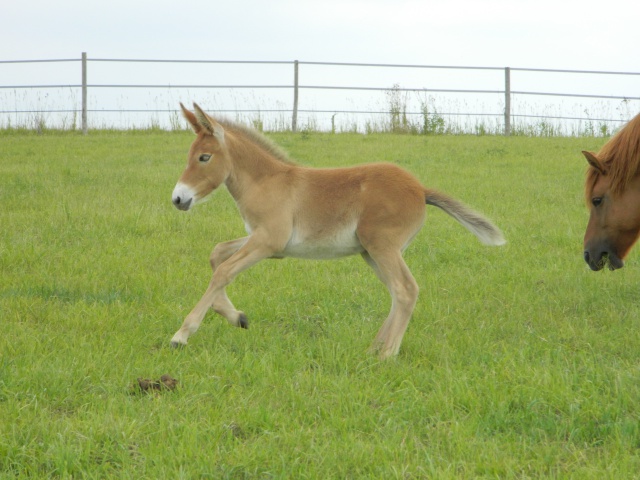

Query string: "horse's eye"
[[199, 154, 211, 163], [592, 197, 603, 207]]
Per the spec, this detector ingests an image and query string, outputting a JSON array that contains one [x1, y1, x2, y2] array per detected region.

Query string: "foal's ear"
[[582, 150, 606, 175], [180, 102, 201, 134], [192, 103, 225, 142]]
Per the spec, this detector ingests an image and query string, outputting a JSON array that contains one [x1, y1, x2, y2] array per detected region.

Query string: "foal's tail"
[[425, 190, 506, 246]]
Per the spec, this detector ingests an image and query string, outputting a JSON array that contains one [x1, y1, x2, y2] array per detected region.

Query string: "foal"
[[170, 103, 505, 359]]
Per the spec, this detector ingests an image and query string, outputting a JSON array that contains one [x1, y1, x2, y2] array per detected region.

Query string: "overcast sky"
[[2, 0, 638, 131], [3, 0, 638, 70]]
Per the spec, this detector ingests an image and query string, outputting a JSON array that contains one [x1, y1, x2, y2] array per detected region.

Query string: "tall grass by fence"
[[1, 53, 639, 135]]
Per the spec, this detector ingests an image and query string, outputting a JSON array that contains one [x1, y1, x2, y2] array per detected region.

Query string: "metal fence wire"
[[1, 53, 639, 135]]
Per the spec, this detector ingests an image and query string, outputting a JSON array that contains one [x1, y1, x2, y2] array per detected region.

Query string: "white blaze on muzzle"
[[172, 183, 197, 211]]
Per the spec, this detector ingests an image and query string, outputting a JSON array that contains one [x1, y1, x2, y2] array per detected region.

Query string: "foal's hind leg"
[[361, 250, 419, 359], [170, 236, 267, 347]]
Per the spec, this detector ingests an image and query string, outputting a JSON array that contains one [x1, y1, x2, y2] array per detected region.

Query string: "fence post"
[[292, 60, 299, 132], [504, 66, 511, 136], [82, 52, 88, 135]]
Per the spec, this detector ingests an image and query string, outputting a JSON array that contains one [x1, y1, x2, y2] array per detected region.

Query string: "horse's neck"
[[224, 135, 290, 201]]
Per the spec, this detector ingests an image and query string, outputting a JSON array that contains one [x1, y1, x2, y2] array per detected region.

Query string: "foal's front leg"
[[208, 237, 249, 326], [170, 236, 271, 347], [211, 237, 249, 271]]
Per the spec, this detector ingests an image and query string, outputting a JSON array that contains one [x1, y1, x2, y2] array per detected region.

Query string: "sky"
[[1, 0, 639, 130], [3, 0, 638, 69]]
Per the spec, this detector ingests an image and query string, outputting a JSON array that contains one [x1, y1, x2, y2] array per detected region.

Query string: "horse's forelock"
[[596, 113, 640, 195]]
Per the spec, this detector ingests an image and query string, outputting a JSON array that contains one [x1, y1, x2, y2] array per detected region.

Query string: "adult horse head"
[[583, 113, 640, 271]]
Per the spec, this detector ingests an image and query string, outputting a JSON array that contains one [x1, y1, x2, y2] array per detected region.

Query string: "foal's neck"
[[224, 132, 292, 201]]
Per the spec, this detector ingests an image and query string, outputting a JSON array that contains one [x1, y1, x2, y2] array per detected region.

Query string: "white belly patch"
[[281, 225, 363, 259]]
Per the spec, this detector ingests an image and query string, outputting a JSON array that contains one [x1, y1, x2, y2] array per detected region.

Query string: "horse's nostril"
[[172, 197, 192, 211], [584, 251, 590, 264]]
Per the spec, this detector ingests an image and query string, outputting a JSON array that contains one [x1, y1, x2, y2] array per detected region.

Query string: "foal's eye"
[[199, 154, 212, 163], [592, 197, 603, 207]]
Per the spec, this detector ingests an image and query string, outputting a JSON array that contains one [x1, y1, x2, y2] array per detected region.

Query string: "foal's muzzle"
[[171, 183, 195, 211], [172, 196, 192, 211]]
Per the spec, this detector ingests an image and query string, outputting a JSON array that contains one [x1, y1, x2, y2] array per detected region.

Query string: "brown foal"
[[170, 103, 505, 359]]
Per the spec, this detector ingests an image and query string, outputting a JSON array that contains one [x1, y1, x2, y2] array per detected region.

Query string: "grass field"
[[2, 129, 640, 478]]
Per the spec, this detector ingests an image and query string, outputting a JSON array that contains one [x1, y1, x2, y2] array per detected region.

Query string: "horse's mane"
[[218, 118, 297, 166], [586, 113, 640, 197]]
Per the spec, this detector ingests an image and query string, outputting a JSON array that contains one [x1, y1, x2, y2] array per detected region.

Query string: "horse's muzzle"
[[171, 183, 196, 211], [583, 249, 624, 271], [172, 196, 192, 211]]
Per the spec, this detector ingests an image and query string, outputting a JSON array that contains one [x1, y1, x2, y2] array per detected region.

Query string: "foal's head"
[[171, 103, 232, 211]]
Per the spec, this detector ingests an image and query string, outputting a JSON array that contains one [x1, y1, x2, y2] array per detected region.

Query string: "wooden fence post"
[[82, 52, 88, 135], [292, 60, 299, 132], [504, 66, 511, 136]]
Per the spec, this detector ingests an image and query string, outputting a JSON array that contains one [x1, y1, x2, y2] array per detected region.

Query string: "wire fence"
[[1, 53, 639, 135]]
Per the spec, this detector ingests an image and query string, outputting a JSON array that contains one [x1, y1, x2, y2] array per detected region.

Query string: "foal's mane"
[[218, 118, 296, 165], [586, 113, 640, 197]]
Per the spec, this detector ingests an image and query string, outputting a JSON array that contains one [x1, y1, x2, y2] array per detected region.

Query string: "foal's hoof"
[[238, 313, 249, 329], [170, 340, 186, 349], [369, 342, 398, 360]]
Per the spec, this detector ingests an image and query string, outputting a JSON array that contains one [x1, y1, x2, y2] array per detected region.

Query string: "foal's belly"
[[279, 225, 364, 260]]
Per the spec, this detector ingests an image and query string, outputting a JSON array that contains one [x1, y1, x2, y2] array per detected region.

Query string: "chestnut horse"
[[170, 103, 505, 359], [584, 113, 640, 271]]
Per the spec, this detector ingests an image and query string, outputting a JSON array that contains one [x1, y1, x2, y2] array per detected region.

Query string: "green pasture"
[[2, 129, 640, 478]]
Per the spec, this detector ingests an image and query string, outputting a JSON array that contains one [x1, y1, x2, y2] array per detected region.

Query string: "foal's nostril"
[[172, 196, 192, 211], [172, 184, 194, 211], [583, 251, 590, 264]]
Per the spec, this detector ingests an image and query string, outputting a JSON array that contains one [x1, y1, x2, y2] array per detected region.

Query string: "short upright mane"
[[218, 119, 296, 165], [586, 113, 640, 197]]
